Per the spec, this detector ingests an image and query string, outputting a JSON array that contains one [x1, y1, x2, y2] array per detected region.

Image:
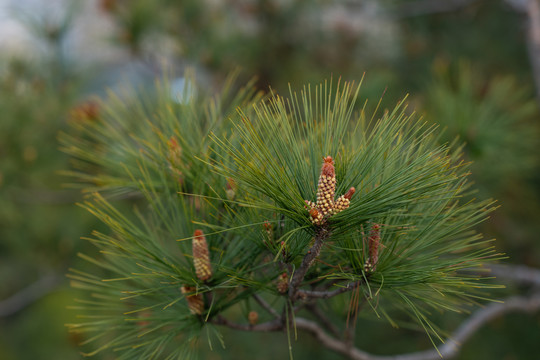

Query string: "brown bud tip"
[[194, 229, 204, 238], [263, 221, 271, 230], [344, 187, 355, 200], [321, 157, 335, 177], [248, 311, 259, 325], [168, 136, 179, 148], [226, 178, 236, 190], [71, 101, 99, 122], [309, 208, 319, 219], [277, 272, 289, 293]]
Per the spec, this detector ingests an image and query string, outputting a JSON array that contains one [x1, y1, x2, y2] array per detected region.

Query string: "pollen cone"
[[193, 229, 213, 282], [316, 156, 336, 217]]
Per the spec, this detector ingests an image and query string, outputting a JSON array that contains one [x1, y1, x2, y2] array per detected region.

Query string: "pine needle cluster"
[[61, 75, 503, 359]]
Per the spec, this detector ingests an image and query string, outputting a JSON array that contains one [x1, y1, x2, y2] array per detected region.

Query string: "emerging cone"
[[181, 286, 204, 315], [193, 229, 213, 282], [364, 223, 381, 272]]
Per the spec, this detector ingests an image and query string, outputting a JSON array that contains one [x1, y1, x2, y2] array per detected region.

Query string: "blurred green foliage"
[[0, 59, 100, 358]]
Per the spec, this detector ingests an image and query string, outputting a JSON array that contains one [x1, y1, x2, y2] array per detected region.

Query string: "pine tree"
[[61, 76, 502, 359]]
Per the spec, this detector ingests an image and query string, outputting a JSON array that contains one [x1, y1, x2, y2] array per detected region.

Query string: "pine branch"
[[294, 317, 369, 360], [213, 292, 540, 360], [288, 226, 331, 300], [253, 293, 280, 318], [65, 78, 510, 359], [306, 302, 341, 338], [296, 293, 540, 360], [297, 280, 364, 299], [216, 263, 540, 360]]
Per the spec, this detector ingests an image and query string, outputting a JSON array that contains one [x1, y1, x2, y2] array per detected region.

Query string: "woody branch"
[[213, 263, 540, 360]]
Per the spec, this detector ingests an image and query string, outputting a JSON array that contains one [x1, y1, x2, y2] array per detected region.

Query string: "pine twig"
[[306, 302, 341, 338], [253, 293, 280, 318], [297, 280, 364, 299], [288, 226, 331, 300]]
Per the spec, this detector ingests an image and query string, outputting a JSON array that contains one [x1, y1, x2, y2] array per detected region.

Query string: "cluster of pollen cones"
[[305, 156, 355, 225]]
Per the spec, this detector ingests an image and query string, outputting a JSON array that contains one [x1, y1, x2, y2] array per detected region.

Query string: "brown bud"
[[263, 220, 272, 232], [364, 223, 381, 272], [70, 101, 99, 122], [181, 286, 204, 315], [137, 310, 152, 328], [309, 207, 324, 225], [344, 187, 355, 200], [263, 220, 273, 246], [193, 230, 213, 281], [248, 311, 259, 325], [277, 273, 288, 294], [100, 0, 117, 12], [226, 178, 237, 200]]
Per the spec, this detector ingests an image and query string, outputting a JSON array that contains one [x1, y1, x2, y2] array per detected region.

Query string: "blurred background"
[[1, 0, 539, 359]]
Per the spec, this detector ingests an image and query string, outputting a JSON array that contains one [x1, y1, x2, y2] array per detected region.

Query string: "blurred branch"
[[253, 293, 280, 318], [297, 280, 363, 299], [389, 0, 478, 19], [295, 293, 540, 360], [488, 263, 540, 285], [0, 273, 62, 317], [502, 0, 540, 102], [14, 188, 81, 204], [525, 0, 540, 103], [306, 302, 341, 338]]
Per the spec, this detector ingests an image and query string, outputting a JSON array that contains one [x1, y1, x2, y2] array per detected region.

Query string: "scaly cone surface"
[[192, 229, 213, 282], [305, 156, 355, 225]]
